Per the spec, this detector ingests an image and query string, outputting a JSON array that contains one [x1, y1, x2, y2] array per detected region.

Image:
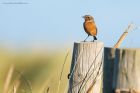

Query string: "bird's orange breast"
[[84, 21, 97, 36]]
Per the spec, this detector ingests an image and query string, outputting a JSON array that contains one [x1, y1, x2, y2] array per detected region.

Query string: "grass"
[[0, 49, 71, 93]]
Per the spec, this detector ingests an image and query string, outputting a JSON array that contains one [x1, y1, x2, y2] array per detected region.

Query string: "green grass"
[[0, 49, 71, 93]]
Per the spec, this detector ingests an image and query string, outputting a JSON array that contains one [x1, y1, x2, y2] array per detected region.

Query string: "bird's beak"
[[82, 16, 85, 18]]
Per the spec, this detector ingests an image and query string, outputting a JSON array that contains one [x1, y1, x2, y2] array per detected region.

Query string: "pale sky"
[[0, 0, 140, 49]]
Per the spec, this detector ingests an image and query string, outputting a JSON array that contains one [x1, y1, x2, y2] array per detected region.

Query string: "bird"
[[83, 15, 97, 42]]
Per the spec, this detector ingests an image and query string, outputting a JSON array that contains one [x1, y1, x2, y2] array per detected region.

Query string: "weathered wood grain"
[[104, 48, 140, 93], [103, 47, 116, 93], [113, 48, 140, 93], [68, 41, 104, 93]]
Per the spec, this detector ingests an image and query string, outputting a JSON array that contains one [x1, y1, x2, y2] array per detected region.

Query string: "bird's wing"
[[84, 22, 97, 36], [96, 26, 98, 34]]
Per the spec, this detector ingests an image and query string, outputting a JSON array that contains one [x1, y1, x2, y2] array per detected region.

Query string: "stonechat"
[[83, 15, 97, 42]]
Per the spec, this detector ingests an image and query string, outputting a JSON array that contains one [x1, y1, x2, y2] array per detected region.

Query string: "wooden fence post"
[[103, 47, 116, 93], [113, 48, 140, 93], [104, 48, 140, 93], [68, 41, 104, 93]]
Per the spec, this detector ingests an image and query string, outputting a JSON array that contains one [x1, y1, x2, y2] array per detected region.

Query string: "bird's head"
[[82, 15, 94, 21]]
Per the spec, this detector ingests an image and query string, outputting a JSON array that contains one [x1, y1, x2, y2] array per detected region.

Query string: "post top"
[[74, 41, 104, 44], [74, 41, 103, 43], [105, 47, 140, 50]]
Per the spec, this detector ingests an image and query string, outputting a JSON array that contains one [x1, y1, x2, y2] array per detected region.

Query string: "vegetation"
[[0, 49, 71, 93]]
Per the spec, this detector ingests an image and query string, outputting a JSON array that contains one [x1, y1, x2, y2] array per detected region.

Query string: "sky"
[[0, 0, 140, 50]]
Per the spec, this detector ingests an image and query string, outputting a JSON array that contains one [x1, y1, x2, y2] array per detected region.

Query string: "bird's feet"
[[91, 36, 97, 42]]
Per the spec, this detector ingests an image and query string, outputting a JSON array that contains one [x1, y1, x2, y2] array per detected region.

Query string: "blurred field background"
[[0, 48, 72, 93]]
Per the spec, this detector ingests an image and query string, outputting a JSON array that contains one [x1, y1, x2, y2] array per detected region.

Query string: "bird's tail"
[[94, 36, 97, 40]]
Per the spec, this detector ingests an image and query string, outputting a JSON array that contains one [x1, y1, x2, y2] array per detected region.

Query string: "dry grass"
[[3, 64, 14, 93], [0, 50, 71, 93]]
